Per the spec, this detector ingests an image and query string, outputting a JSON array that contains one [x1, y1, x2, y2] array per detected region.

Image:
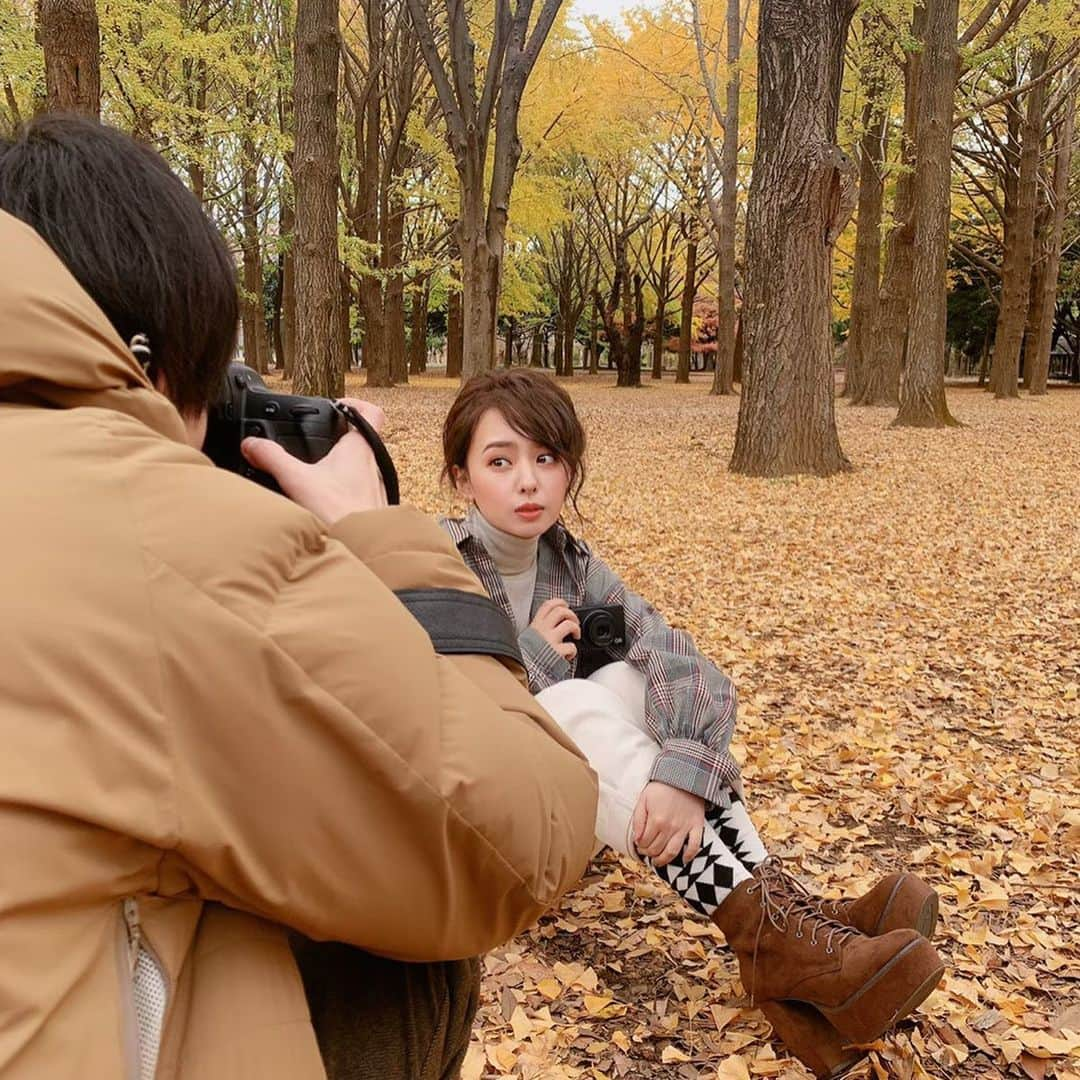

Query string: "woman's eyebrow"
[[482, 440, 515, 452]]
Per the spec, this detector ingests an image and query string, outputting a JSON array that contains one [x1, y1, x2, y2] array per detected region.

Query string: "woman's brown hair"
[[442, 369, 587, 516]]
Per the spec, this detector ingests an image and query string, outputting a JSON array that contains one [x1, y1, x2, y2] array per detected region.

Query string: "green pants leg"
[[293, 940, 482, 1080]]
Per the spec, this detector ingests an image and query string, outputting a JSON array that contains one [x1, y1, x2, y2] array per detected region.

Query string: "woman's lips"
[[515, 506, 543, 519]]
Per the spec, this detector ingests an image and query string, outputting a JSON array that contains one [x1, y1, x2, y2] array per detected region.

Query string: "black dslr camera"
[[203, 363, 398, 500], [571, 604, 627, 679]]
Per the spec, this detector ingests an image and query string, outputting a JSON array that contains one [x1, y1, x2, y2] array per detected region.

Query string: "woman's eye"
[[489, 457, 510, 468], [538, 453, 556, 465]]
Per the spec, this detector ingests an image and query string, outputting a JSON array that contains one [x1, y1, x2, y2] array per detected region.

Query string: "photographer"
[[0, 115, 597, 1080]]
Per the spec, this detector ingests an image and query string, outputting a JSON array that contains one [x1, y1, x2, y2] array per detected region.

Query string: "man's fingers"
[[241, 437, 306, 493], [337, 397, 386, 434]]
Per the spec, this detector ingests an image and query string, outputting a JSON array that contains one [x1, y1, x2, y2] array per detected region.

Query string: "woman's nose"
[[517, 467, 538, 491]]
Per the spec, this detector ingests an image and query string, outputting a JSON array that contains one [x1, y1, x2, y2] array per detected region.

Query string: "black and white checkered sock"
[[705, 787, 769, 870], [648, 820, 752, 917]]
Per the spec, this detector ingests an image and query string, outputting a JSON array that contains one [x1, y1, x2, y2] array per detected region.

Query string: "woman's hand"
[[241, 398, 388, 524], [528, 598, 581, 662], [632, 782, 706, 867]]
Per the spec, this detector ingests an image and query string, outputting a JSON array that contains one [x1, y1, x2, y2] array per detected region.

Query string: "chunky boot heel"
[[816, 873, 940, 940], [759, 1000, 866, 1079], [817, 933, 945, 1044]]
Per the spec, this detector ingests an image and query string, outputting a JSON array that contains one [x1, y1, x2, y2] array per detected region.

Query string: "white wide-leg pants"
[[536, 661, 656, 859]]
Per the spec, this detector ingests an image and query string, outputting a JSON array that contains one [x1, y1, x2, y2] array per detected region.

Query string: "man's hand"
[[241, 398, 388, 525], [528, 599, 580, 661], [632, 782, 706, 867]]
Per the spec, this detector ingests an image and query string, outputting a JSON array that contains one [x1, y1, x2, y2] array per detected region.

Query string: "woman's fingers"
[[682, 824, 704, 864], [654, 831, 688, 868]]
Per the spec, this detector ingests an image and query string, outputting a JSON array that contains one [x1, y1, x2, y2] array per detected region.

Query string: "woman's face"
[[454, 407, 570, 539]]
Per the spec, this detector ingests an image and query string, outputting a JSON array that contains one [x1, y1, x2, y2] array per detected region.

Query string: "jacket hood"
[[0, 210, 188, 442]]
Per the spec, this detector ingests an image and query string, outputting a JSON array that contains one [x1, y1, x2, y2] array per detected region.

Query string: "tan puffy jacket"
[[0, 211, 598, 1079]]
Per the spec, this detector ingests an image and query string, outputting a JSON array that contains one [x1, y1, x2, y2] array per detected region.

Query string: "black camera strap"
[[333, 402, 401, 506], [394, 589, 524, 668]]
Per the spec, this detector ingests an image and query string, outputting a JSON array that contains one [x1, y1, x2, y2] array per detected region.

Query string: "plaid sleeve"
[[581, 547, 742, 804], [518, 626, 571, 691]]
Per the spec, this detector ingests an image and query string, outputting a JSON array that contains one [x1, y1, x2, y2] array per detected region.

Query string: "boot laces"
[[743, 857, 860, 1005]]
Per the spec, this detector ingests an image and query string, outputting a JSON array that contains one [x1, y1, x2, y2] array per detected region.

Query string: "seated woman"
[[439, 368, 945, 1079]]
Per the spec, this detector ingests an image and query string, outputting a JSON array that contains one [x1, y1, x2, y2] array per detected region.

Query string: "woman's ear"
[[451, 465, 472, 501]]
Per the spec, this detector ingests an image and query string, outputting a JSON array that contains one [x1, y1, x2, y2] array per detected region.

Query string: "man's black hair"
[[0, 114, 238, 415]]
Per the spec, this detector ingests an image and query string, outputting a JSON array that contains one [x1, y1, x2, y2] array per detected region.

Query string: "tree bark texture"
[[292, 0, 344, 397], [989, 46, 1049, 398], [710, 0, 740, 397], [677, 231, 697, 384], [845, 95, 887, 401], [446, 288, 463, 379], [862, 2, 926, 407], [37, 0, 100, 117], [730, 0, 854, 477], [894, 0, 960, 428], [1025, 78, 1075, 395], [409, 278, 429, 375]]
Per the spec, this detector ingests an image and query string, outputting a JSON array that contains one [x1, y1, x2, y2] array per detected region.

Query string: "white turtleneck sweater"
[[467, 506, 539, 632]]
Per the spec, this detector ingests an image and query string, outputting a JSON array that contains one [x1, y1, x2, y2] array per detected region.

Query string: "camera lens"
[[582, 611, 615, 647]]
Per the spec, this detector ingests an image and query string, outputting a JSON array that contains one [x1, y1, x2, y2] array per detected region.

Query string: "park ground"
[[342, 377, 1080, 1080]]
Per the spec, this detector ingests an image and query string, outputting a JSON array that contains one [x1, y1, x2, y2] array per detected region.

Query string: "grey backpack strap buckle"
[[395, 588, 523, 667]]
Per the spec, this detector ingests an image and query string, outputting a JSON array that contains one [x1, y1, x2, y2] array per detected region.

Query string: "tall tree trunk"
[[530, 325, 543, 366], [446, 288, 463, 379], [989, 46, 1050, 399], [711, 0, 740, 396], [339, 269, 353, 370], [37, 0, 100, 116], [563, 319, 574, 376], [730, 0, 854, 476], [652, 299, 665, 379], [677, 233, 697, 384], [845, 92, 887, 402], [240, 122, 269, 374], [894, 0, 960, 428], [292, 0, 344, 396], [280, 198, 296, 378], [505, 316, 516, 369], [386, 193, 408, 385], [409, 278, 429, 375], [1025, 79, 1075, 395], [862, 3, 926, 407], [457, 199, 500, 376], [589, 297, 600, 374]]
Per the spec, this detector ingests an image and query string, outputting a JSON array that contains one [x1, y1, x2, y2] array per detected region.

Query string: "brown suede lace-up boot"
[[711, 859, 945, 1079]]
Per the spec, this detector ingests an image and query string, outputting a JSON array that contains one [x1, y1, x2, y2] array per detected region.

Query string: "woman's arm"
[[582, 546, 742, 805]]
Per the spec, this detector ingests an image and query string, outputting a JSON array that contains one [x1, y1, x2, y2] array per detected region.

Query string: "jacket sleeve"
[[517, 626, 572, 690], [582, 545, 743, 805], [164, 505, 598, 962]]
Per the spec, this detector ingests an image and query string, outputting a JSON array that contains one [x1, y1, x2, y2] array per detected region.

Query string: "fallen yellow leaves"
[[333, 376, 1080, 1079]]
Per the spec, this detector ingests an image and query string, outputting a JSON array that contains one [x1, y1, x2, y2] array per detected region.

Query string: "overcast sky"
[[566, 0, 640, 29]]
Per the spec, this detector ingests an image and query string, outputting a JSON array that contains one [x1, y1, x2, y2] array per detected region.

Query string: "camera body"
[[203, 363, 351, 494], [571, 604, 627, 679]]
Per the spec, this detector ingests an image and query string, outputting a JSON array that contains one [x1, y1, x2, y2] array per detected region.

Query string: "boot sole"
[[815, 938, 944, 1044], [760, 999, 867, 1079], [877, 876, 939, 940]]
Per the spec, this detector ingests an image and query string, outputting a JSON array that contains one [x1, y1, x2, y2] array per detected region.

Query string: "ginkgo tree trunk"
[[729, 0, 856, 477], [405, 0, 565, 377]]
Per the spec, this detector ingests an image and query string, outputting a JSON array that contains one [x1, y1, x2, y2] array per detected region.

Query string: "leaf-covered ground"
[[344, 374, 1080, 1080]]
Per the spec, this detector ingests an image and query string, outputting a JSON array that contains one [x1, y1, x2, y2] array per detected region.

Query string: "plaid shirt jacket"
[[440, 515, 742, 805]]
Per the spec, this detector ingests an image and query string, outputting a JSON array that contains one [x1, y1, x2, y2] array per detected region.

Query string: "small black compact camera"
[[571, 604, 626, 678], [203, 362, 398, 500]]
